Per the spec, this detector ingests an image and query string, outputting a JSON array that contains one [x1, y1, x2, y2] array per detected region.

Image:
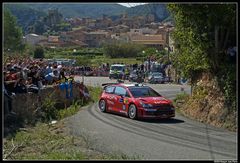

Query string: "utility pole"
[[167, 28, 170, 64], [167, 28, 170, 78]]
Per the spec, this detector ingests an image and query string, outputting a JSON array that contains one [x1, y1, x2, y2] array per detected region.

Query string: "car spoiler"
[[101, 83, 118, 87], [101, 83, 118, 90]]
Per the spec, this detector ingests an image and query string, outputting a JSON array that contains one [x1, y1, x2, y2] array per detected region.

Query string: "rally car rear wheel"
[[128, 104, 137, 119], [99, 99, 106, 112]]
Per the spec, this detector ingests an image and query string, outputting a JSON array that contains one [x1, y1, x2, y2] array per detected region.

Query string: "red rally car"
[[98, 83, 175, 120]]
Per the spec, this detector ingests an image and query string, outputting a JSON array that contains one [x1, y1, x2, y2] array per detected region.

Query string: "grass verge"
[[4, 86, 136, 160], [4, 122, 107, 160], [173, 92, 189, 115]]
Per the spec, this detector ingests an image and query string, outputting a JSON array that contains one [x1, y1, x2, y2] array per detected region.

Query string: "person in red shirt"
[[5, 68, 19, 93]]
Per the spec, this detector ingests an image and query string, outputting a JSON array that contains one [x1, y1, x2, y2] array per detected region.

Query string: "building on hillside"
[[37, 38, 88, 48], [95, 15, 113, 29], [47, 8, 63, 27], [83, 31, 109, 47], [61, 29, 86, 42], [110, 33, 130, 43], [111, 25, 130, 33], [37, 40, 63, 48], [37, 35, 62, 47], [129, 28, 157, 37], [130, 34, 165, 50], [68, 40, 88, 47], [23, 34, 47, 46], [48, 36, 59, 42]]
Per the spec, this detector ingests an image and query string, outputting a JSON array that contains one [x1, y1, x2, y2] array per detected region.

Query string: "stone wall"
[[11, 82, 84, 122]]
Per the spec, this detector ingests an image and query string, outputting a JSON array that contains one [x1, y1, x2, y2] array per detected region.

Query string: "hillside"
[[4, 3, 172, 34], [126, 3, 171, 22], [14, 3, 127, 18], [3, 4, 47, 34]]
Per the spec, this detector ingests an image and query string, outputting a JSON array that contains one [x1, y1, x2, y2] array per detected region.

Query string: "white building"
[[23, 34, 47, 46], [129, 28, 157, 36]]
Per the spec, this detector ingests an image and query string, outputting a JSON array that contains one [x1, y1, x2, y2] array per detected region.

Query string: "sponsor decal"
[[107, 100, 114, 105], [123, 105, 126, 110], [119, 98, 123, 103], [153, 97, 166, 104], [124, 98, 129, 104], [120, 110, 127, 113]]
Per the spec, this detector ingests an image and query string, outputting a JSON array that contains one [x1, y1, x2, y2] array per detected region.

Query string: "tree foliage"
[[103, 41, 145, 58], [167, 4, 236, 79], [34, 46, 45, 58], [167, 4, 236, 110], [4, 9, 25, 52]]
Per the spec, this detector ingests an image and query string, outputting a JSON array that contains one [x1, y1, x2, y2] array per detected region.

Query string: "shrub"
[[34, 46, 44, 59], [174, 92, 189, 103], [41, 97, 57, 122]]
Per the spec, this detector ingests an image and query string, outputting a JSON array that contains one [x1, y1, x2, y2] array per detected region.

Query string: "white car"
[[148, 72, 165, 84]]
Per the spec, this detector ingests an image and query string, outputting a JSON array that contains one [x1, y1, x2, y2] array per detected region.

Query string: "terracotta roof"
[[131, 35, 164, 41], [70, 40, 88, 46]]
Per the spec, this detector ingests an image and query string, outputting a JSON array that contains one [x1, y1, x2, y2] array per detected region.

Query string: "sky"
[[118, 3, 147, 8]]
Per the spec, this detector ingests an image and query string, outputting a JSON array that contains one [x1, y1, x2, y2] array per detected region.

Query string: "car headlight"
[[140, 101, 153, 108], [169, 102, 175, 111], [170, 107, 175, 111]]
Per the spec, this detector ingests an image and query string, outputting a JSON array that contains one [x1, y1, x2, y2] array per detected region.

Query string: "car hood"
[[152, 76, 163, 79], [137, 97, 171, 105]]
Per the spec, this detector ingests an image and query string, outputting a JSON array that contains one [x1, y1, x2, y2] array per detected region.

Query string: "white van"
[[109, 64, 126, 79]]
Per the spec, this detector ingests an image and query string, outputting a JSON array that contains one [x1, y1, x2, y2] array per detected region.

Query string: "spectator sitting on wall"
[[26, 77, 33, 86], [5, 68, 19, 93], [44, 70, 57, 85], [45, 63, 52, 76], [22, 68, 29, 80], [14, 78, 28, 93], [60, 68, 67, 82], [52, 70, 60, 84], [79, 82, 90, 101], [3, 82, 16, 117], [28, 66, 38, 86]]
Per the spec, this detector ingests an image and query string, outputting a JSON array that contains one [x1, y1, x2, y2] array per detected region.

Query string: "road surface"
[[65, 76, 237, 160]]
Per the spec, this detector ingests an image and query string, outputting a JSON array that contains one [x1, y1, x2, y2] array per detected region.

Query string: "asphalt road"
[[66, 76, 237, 160]]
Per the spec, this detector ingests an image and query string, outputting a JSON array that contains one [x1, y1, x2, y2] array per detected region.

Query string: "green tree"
[[34, 46, 45, 58], [103, 41, 145, 58], [167, 4, 236, 110], [4, 9, 25, 52], [167, 4, 236, 78]]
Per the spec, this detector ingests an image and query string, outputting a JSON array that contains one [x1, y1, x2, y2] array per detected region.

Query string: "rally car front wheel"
[[99, 99, 107, 112], [128, 104, 138, 120]]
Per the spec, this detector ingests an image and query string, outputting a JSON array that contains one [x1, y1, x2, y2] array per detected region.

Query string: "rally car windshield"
[[128, 87, 162, 98], [111, 66, 124, 71]]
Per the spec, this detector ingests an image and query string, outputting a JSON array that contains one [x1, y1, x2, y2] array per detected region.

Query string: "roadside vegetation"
[[173, 92, 189, 114], [3, 122, 137, 160], [168, 4, 236, 131], [87, 86, 102, 102], [3, 86, 136, 160]]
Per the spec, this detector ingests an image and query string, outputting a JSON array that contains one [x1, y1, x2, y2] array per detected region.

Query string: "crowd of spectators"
[[3, 56, 78, 116], [3, 56, 76, 95]]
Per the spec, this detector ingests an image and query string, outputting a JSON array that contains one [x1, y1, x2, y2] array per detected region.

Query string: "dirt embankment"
[[179, 72, 236, 131]]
